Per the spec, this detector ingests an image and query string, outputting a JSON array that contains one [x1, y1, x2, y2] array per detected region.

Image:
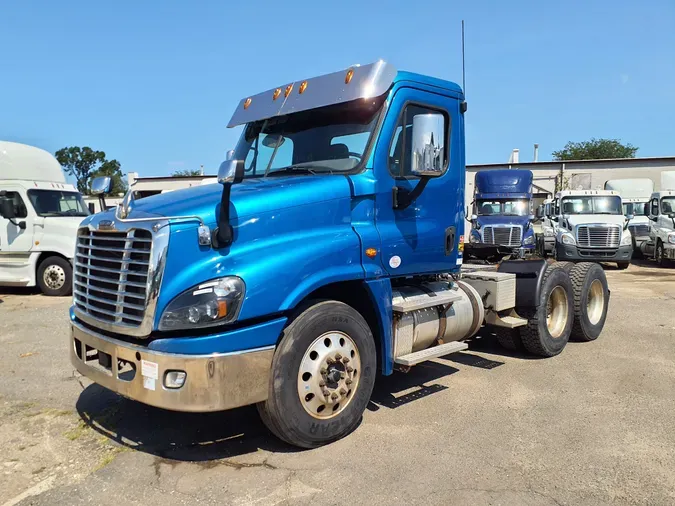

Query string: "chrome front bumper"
[[70, 321, 274, 412]]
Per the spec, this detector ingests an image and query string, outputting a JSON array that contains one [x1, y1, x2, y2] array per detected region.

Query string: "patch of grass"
[[94, 446, 129, 472], [64, 420, 89, 441]]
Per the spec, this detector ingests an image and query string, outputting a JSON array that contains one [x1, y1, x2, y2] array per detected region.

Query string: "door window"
[[1, 192, 28, 218], [388, 104, 449, 178]]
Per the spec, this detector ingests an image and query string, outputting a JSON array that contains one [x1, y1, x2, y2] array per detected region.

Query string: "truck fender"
[[497, 258, 548, 311]]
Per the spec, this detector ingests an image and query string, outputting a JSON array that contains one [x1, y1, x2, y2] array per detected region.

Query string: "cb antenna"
[[461, 20, 466, 95]]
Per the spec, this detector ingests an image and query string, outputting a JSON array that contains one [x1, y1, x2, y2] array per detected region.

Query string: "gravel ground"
[[1, 260, 674, 505]]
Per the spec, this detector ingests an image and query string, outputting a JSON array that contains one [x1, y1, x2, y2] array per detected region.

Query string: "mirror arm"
[[212, 184, 234, 248], [98, 195, 107, 212], [392, 177, 430, 210]]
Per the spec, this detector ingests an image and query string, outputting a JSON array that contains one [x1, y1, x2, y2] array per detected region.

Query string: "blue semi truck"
[[465, 169, 537, 260], [71, 61, 610, 448]]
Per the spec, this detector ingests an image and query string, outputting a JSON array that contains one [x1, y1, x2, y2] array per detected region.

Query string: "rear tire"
[[492, 327, 523, 351], [518, 265, 573, 357], [567, 262, 609, 342], [257, 300, 376, 448], [37, 256, 72, 297]]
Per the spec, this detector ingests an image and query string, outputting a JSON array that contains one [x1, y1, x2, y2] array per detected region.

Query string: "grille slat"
[[74, 228, 152, 328], [73, 280, 146, 300], [576, 225, 621, 248], [483, 226, 522, 247]]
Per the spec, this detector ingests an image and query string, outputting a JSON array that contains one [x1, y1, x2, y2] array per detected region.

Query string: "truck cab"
[[552, 189, 633, 269], [642, 171, 675, 266], [69, 61, 610, 448], [604, 178, 654, 255], [465, 169, 536, 259], [0, 141, 89, 295]]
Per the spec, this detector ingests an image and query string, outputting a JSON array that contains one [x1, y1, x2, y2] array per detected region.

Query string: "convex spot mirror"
[[91, 176, 112, 195], [262, 134, 286, 149], [410, 113, 445, 178]]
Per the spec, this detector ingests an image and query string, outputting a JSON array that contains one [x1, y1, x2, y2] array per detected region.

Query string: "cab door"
[[372, 84, 464, 276], [0, 188, 33, 253]]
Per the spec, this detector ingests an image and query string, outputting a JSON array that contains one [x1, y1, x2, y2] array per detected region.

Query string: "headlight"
[[543, 228, 554, 237], [523, 235, 535, 245], [561, 233, 576, 245], [469, 233, 480, 244], [159, 277, 245, 331], [621, 234, 633, 246], [668, 233, 675, 245]]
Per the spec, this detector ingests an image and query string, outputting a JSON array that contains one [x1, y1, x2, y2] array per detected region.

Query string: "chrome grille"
[[576, 225, 621, 248], [74, 229, 152, 328], [483, 226, 522, 247], [629, 224, 650, 237]]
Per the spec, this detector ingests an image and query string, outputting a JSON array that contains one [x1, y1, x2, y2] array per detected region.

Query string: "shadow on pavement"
[[76, 384, 300, 462]]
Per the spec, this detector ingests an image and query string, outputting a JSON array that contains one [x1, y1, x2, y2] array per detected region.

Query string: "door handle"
[[445, 226, 456, 256]]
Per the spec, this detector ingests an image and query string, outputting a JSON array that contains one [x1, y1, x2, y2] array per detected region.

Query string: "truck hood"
[[34, 216, 87, 258], [128, 175, 351, 225], [566, 214, 626, 227]]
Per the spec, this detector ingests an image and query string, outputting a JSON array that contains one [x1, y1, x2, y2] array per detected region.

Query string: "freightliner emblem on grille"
[[98, 220, 115, 231]]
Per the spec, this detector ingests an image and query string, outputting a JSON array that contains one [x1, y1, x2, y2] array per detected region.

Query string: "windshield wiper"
[[266, 166, 317, 177]]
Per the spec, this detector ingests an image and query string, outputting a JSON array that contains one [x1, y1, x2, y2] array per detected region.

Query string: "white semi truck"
[[550, 189, 633, 269], [604, 178, 654, 255], [0, 141, 90, 295], [642, 171, 675, 267]]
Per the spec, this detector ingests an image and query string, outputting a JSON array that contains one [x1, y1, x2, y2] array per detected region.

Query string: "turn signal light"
[[365, 248, 378, 258]]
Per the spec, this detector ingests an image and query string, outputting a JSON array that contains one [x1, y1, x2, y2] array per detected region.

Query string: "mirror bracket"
[[392, 178, 430, 210]]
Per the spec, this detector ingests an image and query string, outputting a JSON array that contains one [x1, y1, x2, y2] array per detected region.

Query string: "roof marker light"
[[345, 68, 354, 84], [272, 88, 281, 100], [299, 81, 308, 94], [284, 84, 293, 97], [243, 98, 252, 109]]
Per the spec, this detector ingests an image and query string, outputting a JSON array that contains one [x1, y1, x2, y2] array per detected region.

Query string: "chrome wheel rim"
[[43, 264, 66, 290], [587, 279, 604, 325], [546, 286, 569, 339], [297, 331, 361, 419]]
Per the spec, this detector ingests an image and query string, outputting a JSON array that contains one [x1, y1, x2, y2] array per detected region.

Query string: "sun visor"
[[227, 60, 396, 128]]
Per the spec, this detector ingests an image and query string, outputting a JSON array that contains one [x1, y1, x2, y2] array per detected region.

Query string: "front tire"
[[655, 241, 669, 267], [37, 256, 72, 296], [257, 300, 376, 448], [518, 264, 574, 357], [568, 262, 609, 342]]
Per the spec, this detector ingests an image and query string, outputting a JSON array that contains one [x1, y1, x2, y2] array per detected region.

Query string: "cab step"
[[392, 290, 463, 313], [394, 341, 468, 366]]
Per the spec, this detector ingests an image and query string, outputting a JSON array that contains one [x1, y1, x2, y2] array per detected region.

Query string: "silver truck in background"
[[642, 171, 675, 267], [604, 178, 654, 256]]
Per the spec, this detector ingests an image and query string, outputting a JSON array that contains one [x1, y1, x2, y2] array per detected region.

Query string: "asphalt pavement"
[[1, 260, 674, 505]]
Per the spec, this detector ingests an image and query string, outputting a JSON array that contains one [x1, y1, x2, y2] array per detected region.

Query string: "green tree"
[[55, 146, 127, 194], [172, 169, 202, 176], [552, 138, 638, 161]]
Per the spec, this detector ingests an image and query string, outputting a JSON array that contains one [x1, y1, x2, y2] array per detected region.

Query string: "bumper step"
[[394, 341, 468, 366]]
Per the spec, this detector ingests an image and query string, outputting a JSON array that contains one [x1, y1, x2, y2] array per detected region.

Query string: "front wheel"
[[257, 300, 376, 448], [655, 241, 669, 267], [616, 262, 630, 270], [37, 256, 72, 296]]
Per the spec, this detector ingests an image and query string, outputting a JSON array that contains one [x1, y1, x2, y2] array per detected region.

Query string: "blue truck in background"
[[465, 169, 537, 260], [71, 61, 610, 448]]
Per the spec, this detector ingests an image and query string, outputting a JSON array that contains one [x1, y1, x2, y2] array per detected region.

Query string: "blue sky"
[[2, 0, 674, 179]]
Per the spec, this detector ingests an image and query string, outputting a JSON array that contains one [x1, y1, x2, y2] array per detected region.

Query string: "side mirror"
[[0, 198, 17, 219], [218, 160, 245, 185], [410, 113, 445, 177], [626, 214, 634, 221], [669, 212, 675, 219], [91, 176, 112, 195], [471, 214, 478, 221]]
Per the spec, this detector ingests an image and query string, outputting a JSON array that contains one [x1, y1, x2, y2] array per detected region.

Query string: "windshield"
[[476, 199, 529, 216], [27, 190, 89, 217], [662, 197, 675, 214], [623, 202, 648, 216], [233, 96, 386, 178], [561, 196, 622, 215]]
